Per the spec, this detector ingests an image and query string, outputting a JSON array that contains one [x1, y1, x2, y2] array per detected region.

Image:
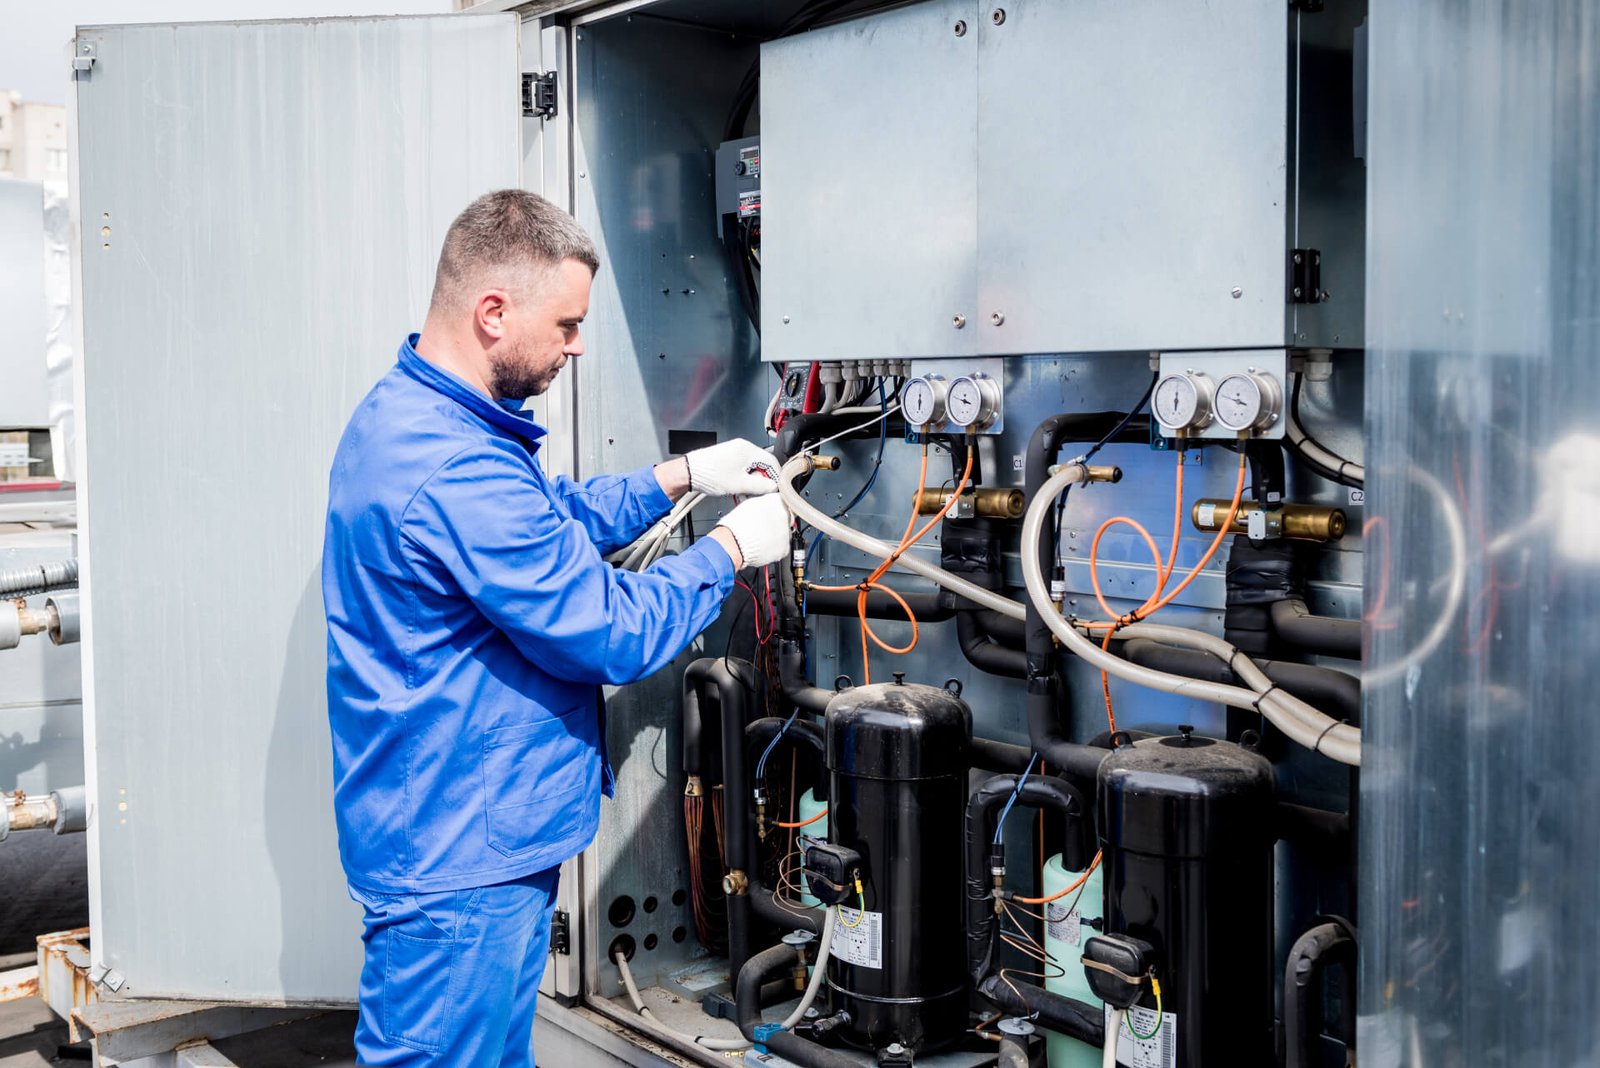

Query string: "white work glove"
[[715, 496, 792, 569], [685, 438, 779, 498]]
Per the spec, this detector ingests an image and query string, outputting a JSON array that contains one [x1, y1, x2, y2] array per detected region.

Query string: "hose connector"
[[809, 454, 840, 471], [722, 869, 749, 896]]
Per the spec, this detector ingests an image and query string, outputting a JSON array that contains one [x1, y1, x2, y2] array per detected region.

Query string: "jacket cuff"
[[628, 464, 676, 520]]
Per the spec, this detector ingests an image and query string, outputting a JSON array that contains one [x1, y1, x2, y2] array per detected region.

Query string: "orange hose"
[[1014, 850, 1101, 905], [810, 442, 974, 683], [776, 808, 829, 829]]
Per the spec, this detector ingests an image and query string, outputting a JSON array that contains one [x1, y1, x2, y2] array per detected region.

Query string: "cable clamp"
[[1313, 718, 1349, 754], [1249, 684, 1284, 713]]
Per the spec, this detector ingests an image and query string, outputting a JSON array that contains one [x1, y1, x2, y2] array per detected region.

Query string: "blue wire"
[[994, 752, 1039, 844]]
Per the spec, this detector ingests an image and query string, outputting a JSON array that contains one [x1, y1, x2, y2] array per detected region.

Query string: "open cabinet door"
[[71, 14, 523, 1003]]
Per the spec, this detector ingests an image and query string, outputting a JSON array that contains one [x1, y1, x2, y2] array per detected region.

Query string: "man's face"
[[485, 258, 592, 401]]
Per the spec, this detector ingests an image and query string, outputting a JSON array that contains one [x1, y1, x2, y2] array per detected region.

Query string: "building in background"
[[0, 91, 68, 192]]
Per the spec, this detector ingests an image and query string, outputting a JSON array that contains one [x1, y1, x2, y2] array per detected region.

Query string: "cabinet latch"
[[1287, 248, 1323, 304], [551, 908, 571, 955], [523, 71, 558, 119]]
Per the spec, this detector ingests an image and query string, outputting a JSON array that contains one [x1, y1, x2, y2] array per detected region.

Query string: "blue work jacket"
[[323, 336, 736, 893]]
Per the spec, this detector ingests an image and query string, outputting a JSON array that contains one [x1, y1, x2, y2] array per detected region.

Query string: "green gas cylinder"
[[795, 788, 829, 907], [1042, 853, 1105, 1068]]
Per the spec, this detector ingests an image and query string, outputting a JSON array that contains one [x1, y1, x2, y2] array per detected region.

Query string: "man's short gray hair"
[[430, 189, 599, 309]]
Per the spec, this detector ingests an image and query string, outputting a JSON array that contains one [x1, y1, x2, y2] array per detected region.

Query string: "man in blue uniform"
[[323, 189, 791, 1066]]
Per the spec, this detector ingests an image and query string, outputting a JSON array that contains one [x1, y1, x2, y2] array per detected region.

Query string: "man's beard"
[[488, 344, 557, 402]]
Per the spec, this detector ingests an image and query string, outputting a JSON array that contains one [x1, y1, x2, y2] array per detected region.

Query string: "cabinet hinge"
[[1287, 248, 1324, 304], [551, 908, 571, 955], [523, 71, 558, 119]]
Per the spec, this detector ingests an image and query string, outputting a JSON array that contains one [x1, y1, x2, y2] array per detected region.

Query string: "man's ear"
[[474, 290, 511, 340]]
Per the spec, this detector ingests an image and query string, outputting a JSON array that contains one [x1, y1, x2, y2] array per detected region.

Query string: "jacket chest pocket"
[[481, 708, 593, 856]]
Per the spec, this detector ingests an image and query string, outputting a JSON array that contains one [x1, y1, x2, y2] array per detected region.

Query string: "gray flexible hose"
[[0, 558, 78, 598]]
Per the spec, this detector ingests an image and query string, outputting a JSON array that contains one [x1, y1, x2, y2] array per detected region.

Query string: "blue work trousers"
[[349, 867, 561, 1066]]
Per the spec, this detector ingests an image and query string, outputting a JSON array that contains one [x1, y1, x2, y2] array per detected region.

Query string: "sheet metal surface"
[[72, 14, 521, 1002], [1361, 3, 1600, 1064]]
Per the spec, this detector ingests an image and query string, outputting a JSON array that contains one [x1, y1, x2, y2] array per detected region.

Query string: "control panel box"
[[759, 0, 1365, 361], [714, 135, 760, 239]]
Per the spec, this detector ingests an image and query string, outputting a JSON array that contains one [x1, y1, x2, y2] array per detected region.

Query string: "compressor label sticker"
[[1045, 900, 1083, 947], [1105, 1004, 1177, 1068], [831, 908, 883, 969]]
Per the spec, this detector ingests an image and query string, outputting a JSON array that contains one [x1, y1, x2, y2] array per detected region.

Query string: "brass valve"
[[915, 487, 1025, 519], [1190, 499, 1347, 542]]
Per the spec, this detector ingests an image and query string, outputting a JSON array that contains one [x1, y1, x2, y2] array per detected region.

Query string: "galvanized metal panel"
[[1361, 3, 1600, 1063], [759, 0, 981, 362], [0, 179, 50, 428], [975, 0, 1288, 354], [72, 14, 521, 1002], [570, 10, 778, 997]]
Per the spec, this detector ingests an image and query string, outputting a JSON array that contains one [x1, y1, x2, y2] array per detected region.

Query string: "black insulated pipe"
[[977, 975, 1105, 1048], [968, 736, 1034, 774], [688, 657, 759, 977], [773, 412, 894, 465], [734, 942, 798, 1040], [1118, 639, 1361, 726], [764, 1031, 861, 1068], [750, 886, 821, 935], [1023, 413, 1150, 788], [956, 611, 1028, 678], [1282, 921, 1357, 1068], [802, 587, 954, 621], [965, 774, 1090, 984], [1271, 598, 1362, 661], [778, 637, 835, 716]]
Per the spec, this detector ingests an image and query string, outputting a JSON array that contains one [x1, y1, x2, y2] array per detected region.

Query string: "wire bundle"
[[683, 781, 728, 954]]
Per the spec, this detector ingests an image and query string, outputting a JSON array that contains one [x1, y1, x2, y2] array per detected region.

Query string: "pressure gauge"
[[900, 374, 949, 427], [946, 374, 1001, 430], [1213, 371, 1283, 434], [1153, 372, 1214, 434]]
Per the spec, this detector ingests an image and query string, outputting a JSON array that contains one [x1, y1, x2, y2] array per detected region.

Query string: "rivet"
[[953, 19, 967, 36], [990, 311, 1005, 326], [782, 315, 791, 324], [992, 8, 1006, 24], [1231, 287, 1243, 299], [952, 314, 967, 329]]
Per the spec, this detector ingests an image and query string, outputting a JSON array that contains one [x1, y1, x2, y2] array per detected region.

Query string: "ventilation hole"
[[608, 934, 636, 962], [672, 926, 687, 944], [643, 895, 659, 914], [608, 895, 637, 928], [672, 889, 687, 907], [644, 933, 659, 951]]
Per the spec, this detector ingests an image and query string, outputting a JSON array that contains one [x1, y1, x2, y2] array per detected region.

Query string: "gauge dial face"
[[1154, 373, 1210, 431], [1214, 372, 1277, 432], [946, 375, 997, 428], [901, 375, 947, 426]]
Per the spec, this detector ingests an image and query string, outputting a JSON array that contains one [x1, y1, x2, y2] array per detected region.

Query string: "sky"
[[1, 0, 454, 105]]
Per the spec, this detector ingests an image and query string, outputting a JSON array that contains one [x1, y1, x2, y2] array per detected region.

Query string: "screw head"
[[953, 19, 967, 35], [990, 311, 1005, 326], [952, 313, 967, 329], [782, 315, 791, 324], [1231, 286, 1243, 299], [992, 8, 1007, 24]]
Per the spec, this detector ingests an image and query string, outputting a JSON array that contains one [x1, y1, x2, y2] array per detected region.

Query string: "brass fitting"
[[1083, 464, 1122, 484], [1048, 463, 1122, 484], [915, 487, 1025, 519], [1190, 499, 1347, 542], [723, 869, 749, 896], [809, 454, 840, 471]]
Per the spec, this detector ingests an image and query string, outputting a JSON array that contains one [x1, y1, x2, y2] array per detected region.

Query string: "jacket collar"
[[397, 334, 548, 448]]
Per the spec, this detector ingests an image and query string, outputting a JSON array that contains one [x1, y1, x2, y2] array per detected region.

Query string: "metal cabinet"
[[762, 0, 1359, 362], [72, 14, 523, 1003]]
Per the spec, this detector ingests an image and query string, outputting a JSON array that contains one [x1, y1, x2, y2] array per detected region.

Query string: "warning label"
[[1045, 900, 1084, 948], [831, 908, 883, 970], [1105, 1004, 1177, 1068]]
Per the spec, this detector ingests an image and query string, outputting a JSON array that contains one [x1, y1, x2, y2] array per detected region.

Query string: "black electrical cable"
[[1287, 374, 1363, 489]]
